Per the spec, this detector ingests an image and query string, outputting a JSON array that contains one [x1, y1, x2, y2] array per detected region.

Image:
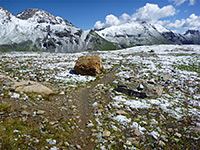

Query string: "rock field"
[[0, 45, 200, 149]]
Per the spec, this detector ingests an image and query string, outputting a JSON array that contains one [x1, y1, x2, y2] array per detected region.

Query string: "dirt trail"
[[69, 68, 118, 149]]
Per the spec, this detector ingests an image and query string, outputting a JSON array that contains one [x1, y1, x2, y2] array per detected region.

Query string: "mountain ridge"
[[0, 7, 199, 52]]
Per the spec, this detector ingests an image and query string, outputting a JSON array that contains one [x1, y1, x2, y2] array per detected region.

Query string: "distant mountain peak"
[[0, 7, 14, 17], [16, 8, 71, 26], [17, 8, 52, 20], [184, 30, 200, 35], [0, 7, 14, 24]]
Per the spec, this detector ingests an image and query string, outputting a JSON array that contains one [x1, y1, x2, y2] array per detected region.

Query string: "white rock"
[[103, 130, 111, 137]]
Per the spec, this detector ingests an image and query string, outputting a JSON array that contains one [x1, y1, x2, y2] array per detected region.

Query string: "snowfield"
[[0, 44, 200, 149]]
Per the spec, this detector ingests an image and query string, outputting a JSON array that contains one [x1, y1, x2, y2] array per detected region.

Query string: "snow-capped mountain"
[[184, 30, 200, 44], [0, 7, 199, 52], [0, 7, 117, 52], [16, 8, 72, 26], [95, 21, 200, 47], [95, 21, 173, 47]]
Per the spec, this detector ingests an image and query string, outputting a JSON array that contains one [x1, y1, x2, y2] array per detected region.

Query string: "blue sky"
[[0, 0, 200, 32]]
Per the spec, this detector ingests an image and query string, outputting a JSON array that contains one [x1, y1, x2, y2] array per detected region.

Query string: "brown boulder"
[[74, 56, 104, 76]]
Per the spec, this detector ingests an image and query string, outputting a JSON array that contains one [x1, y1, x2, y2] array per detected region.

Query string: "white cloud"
[[94, 3, 176, 29], [94, 14, 121, 29], [169, 0, 195, 6], [119, 13, 131, 23], [166, 14, 200, 30], [132, 3, 176, 23], [94, 21, 104, 30]]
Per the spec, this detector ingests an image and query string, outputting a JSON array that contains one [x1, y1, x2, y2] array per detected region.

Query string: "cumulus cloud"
[[169, 0, 195, 6], [166, 14, 200, 30], [94, 14, 121, 29], [119, 13, 131, 23], [94, 3, 176, 29], [132, 3, 176, 23]]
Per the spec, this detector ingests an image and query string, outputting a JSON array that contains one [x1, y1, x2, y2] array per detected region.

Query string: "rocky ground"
[[0, 45, 200, 149]]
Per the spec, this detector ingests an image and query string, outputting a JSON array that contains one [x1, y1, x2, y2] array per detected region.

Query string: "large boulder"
[[74, 56, 104, 76], [116, 78, 163, 98]]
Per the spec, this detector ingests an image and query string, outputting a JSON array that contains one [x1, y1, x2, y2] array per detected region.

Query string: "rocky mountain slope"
[[95, 21, 172, 47], [95, 21, 200, 47], [184, 30, 200, 44], [0, 7, 117, 52], [0, 7, 199, 52]]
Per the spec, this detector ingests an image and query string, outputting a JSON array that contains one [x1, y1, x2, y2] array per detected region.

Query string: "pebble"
[[21, 110, 30, 116], [76, 144, 82, 149], [49, 121, 57, 125], [90, 138, 94, 142], [174, 132, 182, 138], [97, 104, 103, 108], [161, 135, 168, 142], [0, 112, 4, 115], [160, 114, 166, 120], [125, 140, 132, 145], [36, 110, 45, 115], [174, 138, 180, 142], [64, 141, 70, 146], [132, 140, 140, 146], [134, 129, 141, 137], [168, 128, 173, 132], [103, 130, 111, 137], [116, 110, 127, 115], [21, 105, 28, 109], [71, 105, 76, 109], [159, 140, 166, 147]]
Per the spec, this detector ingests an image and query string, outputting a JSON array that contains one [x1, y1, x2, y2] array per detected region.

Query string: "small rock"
[[97, 104, 103, 108], [21, 110, 30, 116], [150, 49, 155, 53], [125, 140, 132, 145], [161, 73, 171, 82], [112, 126, 118, 132], [91, 129, 97, 132], [76, 144, 82, 150], [168, 128, 173, 132], [174, 132, 182, 138], [90, 138, 94, 142], [132, 140, 139, 146], [21, 116, 28, 122], [159, 140, 165, 147], [174, 138, 180, 142], [161, 135, 168, 142], [160, 114, 166, 120], [103, 130, 111, 137], [116, 110, 127, 115], [36, 110, 45, 115], [192, 127, 200, 133], [0, 112, 4, 115], [71, 105, 76, 109], [21, 105, 28, 109], [64, 141, 70, 146], [49, 121, 57, 126], [134, 129, 141, 137]]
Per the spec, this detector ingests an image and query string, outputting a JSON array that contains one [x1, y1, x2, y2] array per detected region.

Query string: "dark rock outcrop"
[[116, 78, 163, 98]]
